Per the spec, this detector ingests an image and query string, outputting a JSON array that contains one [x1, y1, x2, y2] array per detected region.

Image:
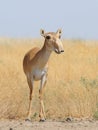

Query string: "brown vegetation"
[[0, 38, 98, 120]]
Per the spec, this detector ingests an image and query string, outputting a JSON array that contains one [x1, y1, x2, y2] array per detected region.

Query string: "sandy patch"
[[0, 120, 98, 130]]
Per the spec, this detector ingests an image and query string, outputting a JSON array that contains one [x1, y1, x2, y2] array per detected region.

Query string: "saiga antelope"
[[23, 29, 64, 121]]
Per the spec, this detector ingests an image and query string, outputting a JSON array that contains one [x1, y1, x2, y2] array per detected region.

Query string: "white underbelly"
[[32, 68, 47, 80]]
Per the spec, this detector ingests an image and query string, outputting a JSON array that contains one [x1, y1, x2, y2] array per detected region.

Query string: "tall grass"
[[0, 38, 98, 120]]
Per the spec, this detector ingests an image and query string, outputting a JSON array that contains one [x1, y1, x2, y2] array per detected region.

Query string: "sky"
[[0, 0, 98, 39]]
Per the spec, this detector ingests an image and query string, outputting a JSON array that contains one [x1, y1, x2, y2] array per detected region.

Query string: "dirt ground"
[[0, 120, 98, 130]]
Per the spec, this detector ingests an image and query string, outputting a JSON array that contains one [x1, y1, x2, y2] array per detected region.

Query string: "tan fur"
[[23, 29, 64, 121], [23, 47, 40, 74]]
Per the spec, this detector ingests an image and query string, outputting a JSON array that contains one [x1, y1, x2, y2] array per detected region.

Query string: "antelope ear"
[[40, 29, 45, 37], [56, 29, 62, 38]]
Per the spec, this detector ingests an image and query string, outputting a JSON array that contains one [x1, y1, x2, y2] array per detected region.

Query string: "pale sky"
[[0, 0, 98, 39]]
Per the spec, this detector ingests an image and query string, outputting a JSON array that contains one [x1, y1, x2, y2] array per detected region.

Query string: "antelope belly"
[[33, 69, 46, 80]]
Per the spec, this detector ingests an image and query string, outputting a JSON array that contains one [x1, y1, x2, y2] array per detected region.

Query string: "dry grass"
[[0, 38, 98, 120]]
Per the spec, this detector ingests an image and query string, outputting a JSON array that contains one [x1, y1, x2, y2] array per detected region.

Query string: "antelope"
[[23, 29, 64, 122]]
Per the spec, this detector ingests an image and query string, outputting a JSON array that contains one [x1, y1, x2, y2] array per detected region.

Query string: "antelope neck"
[[36, 41, 52, 68]]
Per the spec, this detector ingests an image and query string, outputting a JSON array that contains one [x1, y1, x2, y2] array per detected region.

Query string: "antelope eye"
[[46, 35, 51, 39]]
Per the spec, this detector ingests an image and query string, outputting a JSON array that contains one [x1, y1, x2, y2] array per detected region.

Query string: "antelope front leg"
[[39, 75, 47, 121], [26, 77, 34, 121]]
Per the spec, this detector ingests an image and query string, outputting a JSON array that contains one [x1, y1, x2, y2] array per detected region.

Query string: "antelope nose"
[[61, 50, 64, 52]]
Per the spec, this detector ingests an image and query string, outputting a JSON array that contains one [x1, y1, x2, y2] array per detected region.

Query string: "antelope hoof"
[[39, 119, 46, 122], [25, 118, 31, 122]]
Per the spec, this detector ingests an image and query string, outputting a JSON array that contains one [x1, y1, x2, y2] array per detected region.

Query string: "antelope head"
[[40, 29, 64, 54]]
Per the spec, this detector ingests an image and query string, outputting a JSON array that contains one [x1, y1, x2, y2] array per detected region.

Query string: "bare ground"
[[0, 120, 98, 130]]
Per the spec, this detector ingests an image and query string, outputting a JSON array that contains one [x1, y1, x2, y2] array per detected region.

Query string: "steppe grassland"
[[0, 38, 98, 120]]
